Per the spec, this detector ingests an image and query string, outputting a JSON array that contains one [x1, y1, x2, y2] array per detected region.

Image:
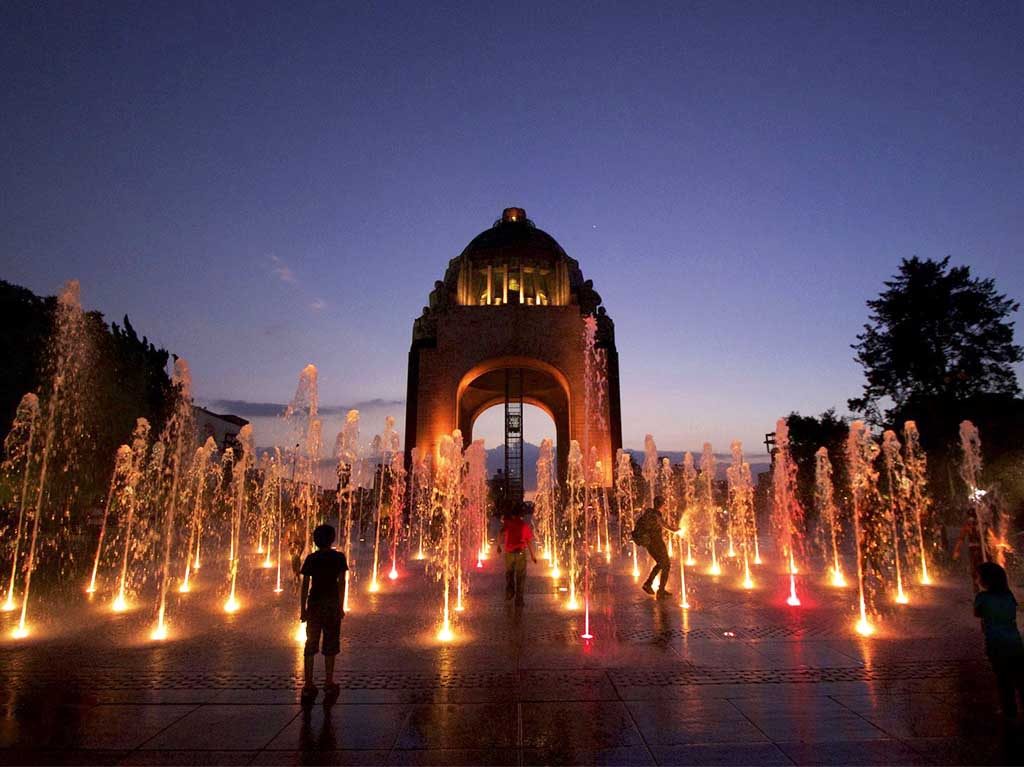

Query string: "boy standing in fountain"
[[634, 496, 674, 599], [497, 501, 537, 606], [300, 524, 348, 703]]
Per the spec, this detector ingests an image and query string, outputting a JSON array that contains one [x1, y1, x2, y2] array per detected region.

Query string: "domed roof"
[[458, 207, 569, 266]]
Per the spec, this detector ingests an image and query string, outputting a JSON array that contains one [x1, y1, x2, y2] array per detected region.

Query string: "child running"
[[299, 523, 348, 704], [975, 561, 1024, 717]]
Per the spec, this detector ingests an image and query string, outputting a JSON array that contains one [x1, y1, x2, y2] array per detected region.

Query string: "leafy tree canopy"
[[0, 280, 176, 506], [848, 257, 1022, 423], [784, 409, 850, 520]]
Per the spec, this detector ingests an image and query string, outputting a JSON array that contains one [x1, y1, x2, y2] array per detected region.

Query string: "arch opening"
[[471, 403, 556, 501], [457, 361, 572, 499]]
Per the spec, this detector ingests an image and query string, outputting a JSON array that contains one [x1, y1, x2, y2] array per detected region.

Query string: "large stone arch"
[[455, 357, 572, 481]]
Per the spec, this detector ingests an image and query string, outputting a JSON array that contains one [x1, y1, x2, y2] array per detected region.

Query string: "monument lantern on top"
[[405, 207, 623, 501]]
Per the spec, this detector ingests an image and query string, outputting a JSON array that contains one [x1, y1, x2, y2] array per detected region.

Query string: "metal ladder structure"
[[504, 368, 524, 503]]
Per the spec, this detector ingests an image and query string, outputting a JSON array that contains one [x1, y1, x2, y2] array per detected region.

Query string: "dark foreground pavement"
[[1, 543, 1020, 766]]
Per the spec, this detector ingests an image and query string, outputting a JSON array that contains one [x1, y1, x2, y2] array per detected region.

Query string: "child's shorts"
[[304, 601, 342, 657]]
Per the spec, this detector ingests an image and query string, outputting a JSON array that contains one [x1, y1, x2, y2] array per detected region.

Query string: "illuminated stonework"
[[405, 208, 622, 491]]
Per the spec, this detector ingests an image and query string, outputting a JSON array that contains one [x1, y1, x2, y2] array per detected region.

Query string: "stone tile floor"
[[2, 546, 1022, 765]]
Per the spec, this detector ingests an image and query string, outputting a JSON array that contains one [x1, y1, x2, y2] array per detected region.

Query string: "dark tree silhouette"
[[849, 257, 1022, 423], [0, 280, 176, 509], [784, 410, 850, 522]]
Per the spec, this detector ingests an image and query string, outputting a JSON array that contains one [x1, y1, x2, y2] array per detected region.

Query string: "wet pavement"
[[1, 546, 1021, 765]]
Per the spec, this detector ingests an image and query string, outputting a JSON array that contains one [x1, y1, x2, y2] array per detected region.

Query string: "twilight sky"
[[2, 2, 1022, 455]]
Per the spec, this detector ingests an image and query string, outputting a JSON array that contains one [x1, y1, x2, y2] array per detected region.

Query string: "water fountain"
[[847, 420, 879, 635], [369, 416, 400, 593], [535, 438, 558, 573], [15, 282, 89, 638], [110, 420, 152, 613], [681, 452, 697, 566], [409, 447, 431, 562], [566, 440, 584, 610], [615, 448, 639, 577], [335, 409, 362, 608], [901, 421, 932, 585], [880, 430, 909, 604], [387, 450, 407, 582], [726, 441, 755, 589], [771, 419, 804, 606], [699, 443, 719, 576], [814, 447, 845, 587], [464, 439, 488, 572], [641, 434, 658, 508], [959, 420, 991, 562], [151, 359, 195, 640], [660, 457, 677, 558], [432, 431, 463, 641], [224, 424, 253, 613], [2, 394, 40, 613]]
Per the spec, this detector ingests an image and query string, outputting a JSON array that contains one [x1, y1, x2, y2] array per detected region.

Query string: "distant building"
[[193, 405, 249, 452]]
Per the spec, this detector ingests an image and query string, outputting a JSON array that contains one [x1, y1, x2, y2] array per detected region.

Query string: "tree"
[[849, 257, 1022, 424], [784, 410, 850, 523], [0, 280, 176, 509]]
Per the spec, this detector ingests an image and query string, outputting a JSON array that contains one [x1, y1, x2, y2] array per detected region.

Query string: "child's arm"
[[300, 575, 310, 621], [527, 539, 538, 564]]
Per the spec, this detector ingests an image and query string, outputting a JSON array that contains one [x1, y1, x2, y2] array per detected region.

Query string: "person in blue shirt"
[[974, 561, 1024, 716]]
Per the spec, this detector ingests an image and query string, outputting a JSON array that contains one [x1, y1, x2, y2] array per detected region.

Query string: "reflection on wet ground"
[[1, 551, 1022, 765]]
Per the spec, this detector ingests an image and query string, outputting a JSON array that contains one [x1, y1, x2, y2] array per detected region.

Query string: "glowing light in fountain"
[[581, 314, 607, 641], [902, 422, 933, 585], [659, 456, 678, 559], [430, 431, 466, 642], [536, 439, 559, 578], [881, 430, 909, 604], [848, 421, 878, 636], [727, 441, 756, 590], [814, 447, 846, 587], [771, 420, 804, 607], [369, 415, 400, 593], [676, 529, 691, 608], [16, 281, 89, 639], [181, 437, 217, 596], [225, 424, 254, 614], [2, 394, 40, 611], [566, 440, 584, 610], [681, 452, 698, 566], [386, 448, 407, 584], [152, 359, 195, 646], [335, 410, 363, 611], [410, 448, 431, 562], [464, 439, 488, 578], [615, 449, 639, 578]]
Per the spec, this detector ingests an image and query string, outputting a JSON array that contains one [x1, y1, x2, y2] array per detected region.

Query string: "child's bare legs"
[[303, 655, 316, 689], [325, 655, 336, 685]]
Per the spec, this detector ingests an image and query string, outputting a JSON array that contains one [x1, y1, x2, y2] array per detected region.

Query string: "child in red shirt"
[[497, 501, 537, 606]]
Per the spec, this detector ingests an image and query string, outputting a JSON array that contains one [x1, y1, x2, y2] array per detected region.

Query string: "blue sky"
[[2, 1, 1021, 453]]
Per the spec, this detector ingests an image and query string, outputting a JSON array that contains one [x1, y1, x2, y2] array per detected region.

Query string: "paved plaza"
[[1, 546, 1020, 766]]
